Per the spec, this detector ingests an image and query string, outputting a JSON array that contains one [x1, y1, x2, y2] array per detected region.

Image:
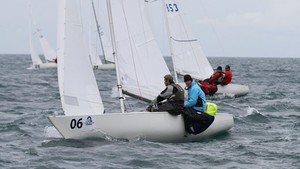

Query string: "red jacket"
[[209, 71, 222, 84], [222, 70, 232, 85]]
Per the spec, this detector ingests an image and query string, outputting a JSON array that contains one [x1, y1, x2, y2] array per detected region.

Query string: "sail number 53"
[[166, 4, 179, 12], [70, 118, 83, 129]]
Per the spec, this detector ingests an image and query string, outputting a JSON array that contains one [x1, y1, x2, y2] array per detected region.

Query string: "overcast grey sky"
[[0, 0, 299, 58]]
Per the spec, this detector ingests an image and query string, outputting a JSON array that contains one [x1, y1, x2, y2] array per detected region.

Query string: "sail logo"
[[85, 116, 94, 126]]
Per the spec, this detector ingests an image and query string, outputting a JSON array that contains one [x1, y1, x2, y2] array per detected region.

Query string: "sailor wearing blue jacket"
[[183, 74, 214, 135], [184, 75, 206, 112]]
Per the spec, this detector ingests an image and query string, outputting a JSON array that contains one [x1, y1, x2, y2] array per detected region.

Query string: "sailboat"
[[162, 0, 249, 97], [89, 0, 115, 70], [27, 1, 57, 70], [48, 0, 233, 143], [89, 23, 115, 70], [28, 32, 57, 69]]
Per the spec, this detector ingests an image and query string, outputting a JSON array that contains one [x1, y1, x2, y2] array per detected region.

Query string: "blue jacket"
[[184, 80, 206, 112]]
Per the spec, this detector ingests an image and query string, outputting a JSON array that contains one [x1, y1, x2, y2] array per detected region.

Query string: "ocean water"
[[1, 54, 300, 168]]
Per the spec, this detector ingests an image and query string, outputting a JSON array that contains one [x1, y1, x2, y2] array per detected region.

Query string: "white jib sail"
[[29, 25, 42, 65], [57, 0, 104, 116], [101, 29, 114, 63], [89, 23, 103, 66], [110, 0, 171, 100], [164, 0, 213, 80]]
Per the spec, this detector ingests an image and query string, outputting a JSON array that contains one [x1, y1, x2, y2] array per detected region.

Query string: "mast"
[[91, 0, 107, 63], [161, 1, 178, 83], [106, 0, 125, 113]]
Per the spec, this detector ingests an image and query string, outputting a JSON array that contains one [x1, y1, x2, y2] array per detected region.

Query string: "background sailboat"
[[162, 0, 249, 97], [88, 23, 115, 70], [89, 0, 115, 70], [27, 0, 57, 69], [48, 0, 234, 143]]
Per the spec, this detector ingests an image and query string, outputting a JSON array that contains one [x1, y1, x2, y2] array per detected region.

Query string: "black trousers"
[[182, 107, 215, 135], [156, 101, 184, 116]]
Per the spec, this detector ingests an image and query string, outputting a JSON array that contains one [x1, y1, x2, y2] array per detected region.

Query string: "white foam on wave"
[[110, 86, 119, 98], [246, 106, 260, 116], [44, 126, 63, 138]]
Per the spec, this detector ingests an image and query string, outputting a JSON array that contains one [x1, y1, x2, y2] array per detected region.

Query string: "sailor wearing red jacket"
[[208, 66, 223, 85], [222, 65, 232, 85]]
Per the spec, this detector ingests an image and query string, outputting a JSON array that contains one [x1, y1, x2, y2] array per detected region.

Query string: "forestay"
[[110, 0, 170, 101], [57, 0, 104, 116]]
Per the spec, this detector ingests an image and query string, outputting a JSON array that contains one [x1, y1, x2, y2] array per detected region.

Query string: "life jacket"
[[217, 73, 225, 83], [209, 71, 224, 84], [222, 70, 232, 85], [205, 102, 218, 116], [169, 83, 184, 102]]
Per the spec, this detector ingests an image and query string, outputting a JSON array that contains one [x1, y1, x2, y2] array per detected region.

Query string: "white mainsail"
[[163, 0, 213, 80], [57, 0, 104, 116], [110, 0, 171, 101], [28, 1, 42, 66], [89, 23, 103, 66], [37, 32, 57, 63]]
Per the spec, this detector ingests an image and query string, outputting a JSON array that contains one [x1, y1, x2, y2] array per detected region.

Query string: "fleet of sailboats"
[[48, 0, 234, 143]]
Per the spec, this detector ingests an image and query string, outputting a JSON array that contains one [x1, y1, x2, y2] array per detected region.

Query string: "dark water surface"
[[0, 55, 299, 168]]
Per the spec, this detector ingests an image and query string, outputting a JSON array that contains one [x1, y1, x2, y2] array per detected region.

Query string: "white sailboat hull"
[[216, 83, 249, 97], [178, 82, 249, 98], [48, 112, 233, 143], [123, 82, 249, 102], [28, 62, 57, 69]]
